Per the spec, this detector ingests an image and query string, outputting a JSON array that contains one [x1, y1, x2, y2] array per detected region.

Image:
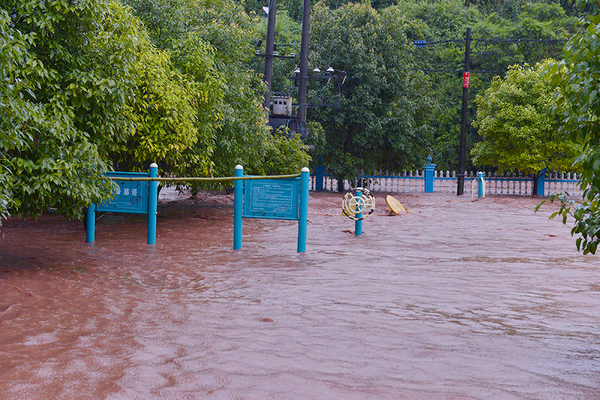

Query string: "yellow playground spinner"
[[385, 195, 406, 215]]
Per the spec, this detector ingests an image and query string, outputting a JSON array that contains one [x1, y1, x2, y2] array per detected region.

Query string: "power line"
[[415, 38, 568, 47], [476, 38, 568, 44], [412, 69, 504, 74]]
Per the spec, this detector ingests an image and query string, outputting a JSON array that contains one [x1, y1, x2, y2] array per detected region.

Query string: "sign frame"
[[86, 164, 159, 245], [233, 166, 309, 252], [243, 178, 300, 220], [96, 171, 149, 214]]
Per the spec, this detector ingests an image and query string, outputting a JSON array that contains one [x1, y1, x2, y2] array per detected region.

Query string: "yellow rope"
[[107, 174, 302, 182]]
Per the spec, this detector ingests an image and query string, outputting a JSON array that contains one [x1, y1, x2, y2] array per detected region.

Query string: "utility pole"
[[298, 0, 310, 122], [457, 27, 471, 196], [263, 0, 277, 110]]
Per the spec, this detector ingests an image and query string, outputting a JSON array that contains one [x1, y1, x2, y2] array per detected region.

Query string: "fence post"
[[234, 165, 244, 250], [477, 171, 485, 198], [147, 163, 158, 245], [424, 155, 436, 193], [536, 168, 547, 196], [315, 157, 324, 191]]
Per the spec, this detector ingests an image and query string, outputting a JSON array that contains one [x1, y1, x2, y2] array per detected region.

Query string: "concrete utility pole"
[[263, 0, 277, 110], [298, 0, 310, 122], [457, 27, 471, 196]]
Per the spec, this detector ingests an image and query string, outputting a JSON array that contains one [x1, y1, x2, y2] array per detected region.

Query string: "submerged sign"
[[96, 172, 149, 214], [234, 166, 309, 252], [86, 164, 158, 245], [243, 178, 300, 220]]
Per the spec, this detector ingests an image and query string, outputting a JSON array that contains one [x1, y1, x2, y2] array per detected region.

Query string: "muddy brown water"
[[1, 191, 599, 399]]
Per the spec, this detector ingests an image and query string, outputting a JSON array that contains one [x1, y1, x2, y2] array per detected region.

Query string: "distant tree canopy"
[[244, 0, 589, 19], [396, 0, 579, 170], [471, 60, 581, 193], [306, 2, 436, 185]]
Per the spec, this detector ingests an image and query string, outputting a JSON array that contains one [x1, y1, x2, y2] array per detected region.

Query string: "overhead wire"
[[414, 36, 568, 76], [326, 0, 340, 68]]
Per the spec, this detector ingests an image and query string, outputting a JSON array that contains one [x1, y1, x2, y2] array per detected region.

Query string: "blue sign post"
[[233, 165, 309, 252], [147, 164, 158, 245], [297, 168, 309, 253], [85, 164, 158, 245], [233, 166, 244, 250], [536, 168, 547, 197]]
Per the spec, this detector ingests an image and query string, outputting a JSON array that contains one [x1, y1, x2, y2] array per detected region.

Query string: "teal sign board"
[[244, 178, 299, 220], [96, 172, 149, 214]]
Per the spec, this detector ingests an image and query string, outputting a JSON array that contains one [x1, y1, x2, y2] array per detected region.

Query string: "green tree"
[[125, 0, 310, 185], [308, 2, 437, 188], [0, 0, 148, 220], [114, 34, 222, 177], [472, 60, 581, 193], [402, 0, 578, 170], [544, 0, 600, 254]]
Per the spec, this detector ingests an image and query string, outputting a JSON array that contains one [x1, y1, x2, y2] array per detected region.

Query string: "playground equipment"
[[385, 195, 406, 215], [85, 164, 310, 252], [341, 188, 375, 236]]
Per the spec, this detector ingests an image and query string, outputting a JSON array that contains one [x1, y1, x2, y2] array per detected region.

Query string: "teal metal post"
[[85, 205, 95, 243], [424, 155, 436, 193], [297, 167, 309, 252], [477, 172, 484, 198], [147, 163, 158, 245], [536, 169, 547, 196], [355, 190, 363, 236], [234, 165, 244, 250]]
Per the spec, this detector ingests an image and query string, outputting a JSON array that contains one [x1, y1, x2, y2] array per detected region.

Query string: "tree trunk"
[[532, 174, 538, 196], [337, 177, 344, 192]]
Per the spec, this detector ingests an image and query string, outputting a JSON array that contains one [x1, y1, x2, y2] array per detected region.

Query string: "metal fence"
[[310, 169, 582, 197]]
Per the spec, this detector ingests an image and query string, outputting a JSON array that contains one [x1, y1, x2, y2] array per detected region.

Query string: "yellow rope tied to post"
[[106, 174, 301, 182]]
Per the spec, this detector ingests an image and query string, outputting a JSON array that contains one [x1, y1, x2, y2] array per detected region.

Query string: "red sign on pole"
[[463, 72, 470, 88]]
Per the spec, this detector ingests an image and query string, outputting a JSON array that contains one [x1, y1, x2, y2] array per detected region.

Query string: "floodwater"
[[1, 191, 599, 399]]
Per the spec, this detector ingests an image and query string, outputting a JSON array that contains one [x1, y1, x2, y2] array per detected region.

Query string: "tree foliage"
[[472, 60, 581, 181], [114, 39, 218, 176], [402, 0, 578, 170], [0, 0, 310, 224], [124, 0, 310, 184], [0, 0, 142, 220], [1, 0, 592, 224], [307, 2, 436, 184], [543, 0, 600, 254]]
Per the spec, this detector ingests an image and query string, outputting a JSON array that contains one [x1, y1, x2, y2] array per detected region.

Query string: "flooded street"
[[1, 191, 599, 399]]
